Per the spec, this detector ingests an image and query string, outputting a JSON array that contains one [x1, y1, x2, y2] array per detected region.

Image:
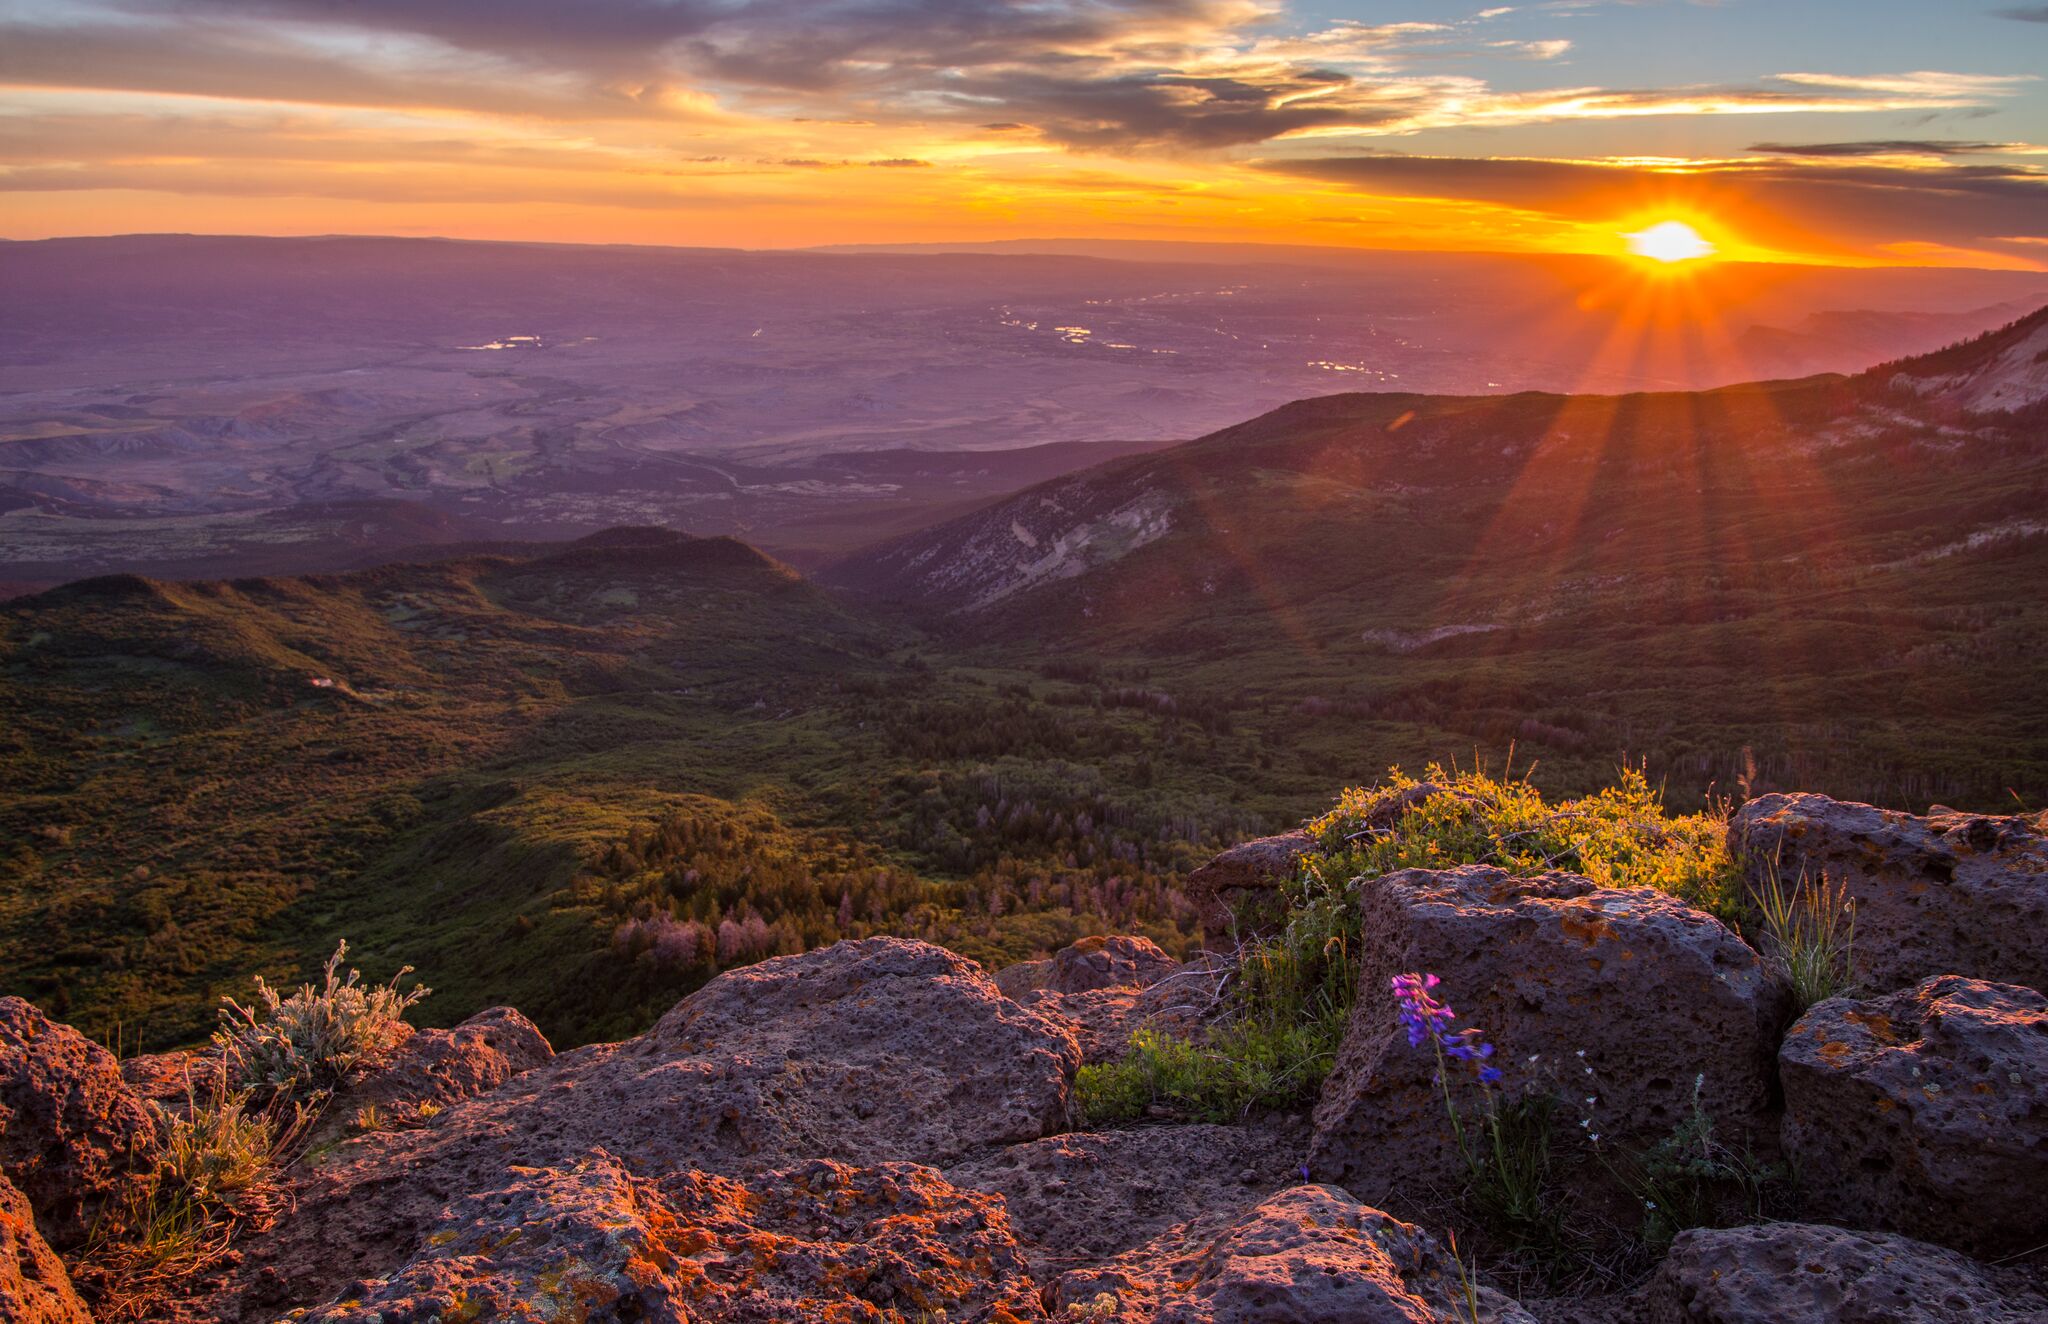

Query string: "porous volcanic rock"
[[1779, 975, 2047, 1256], [0, 1173, 91, 1324], [304, 1005, 553, 1146], [294, 1152, 1045, 1323], [1731, 793, 2048, 994], [1185, 830, 1314, 945], [946, 1123, 1305, 1276], [1645, 1221, 2048, 1323], [0, 996, 158, 1248], [1310, 867, 1786, 1213], [1050, 1184, 1536, 1323], [212, 939, 1079, 1319], [1014, 954, 1227, 1066], [995, 934, 1179, 998]]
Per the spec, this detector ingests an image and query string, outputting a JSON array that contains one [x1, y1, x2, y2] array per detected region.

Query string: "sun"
[[1625, 220, 1717, 265]]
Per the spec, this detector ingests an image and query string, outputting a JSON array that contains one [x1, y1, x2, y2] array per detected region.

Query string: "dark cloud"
[[935, 70, 1418, 151], [1992, 6, 2048, 20], [1258, 153, 2048, 253], [0, 20, 706, 121], [1747, 140, 2018, 157], [132, 0, 1257, 83], [867, 158, 933, 167]]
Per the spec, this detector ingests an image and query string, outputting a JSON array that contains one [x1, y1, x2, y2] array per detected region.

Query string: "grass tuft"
[[1748, 854, 1856, 1012]]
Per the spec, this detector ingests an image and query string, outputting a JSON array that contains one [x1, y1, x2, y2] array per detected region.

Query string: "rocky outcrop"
[[1013, 952, 1227, 1066], [0, 996, 158, 1249], [212, 939, 1080, 1318], [0, 1173, 91, 1324], [1185, 830, 1314, 943], [304, 1006, 552, 1146], [1310, 867, 1786, 1212], [1645, 1222, 2048, 1323], [1050, 1184, 1535, 1323], [1730, 793, 2048, 994], [946, 1124, 1304, 1277], [995, 934, 1179, 998], [1779, 975, 2047, 1257], [295, 1152, 1045, 1323]]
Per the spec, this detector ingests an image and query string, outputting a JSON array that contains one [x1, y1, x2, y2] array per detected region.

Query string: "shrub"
[[1307, 764, 1738, 918], [1075, 1018, 1343, 1126], [214, 940, 429, 1097]]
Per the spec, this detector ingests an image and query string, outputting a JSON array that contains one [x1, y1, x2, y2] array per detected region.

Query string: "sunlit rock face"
[[200, 938, 1080, 1320], [1050, 1184, 1537, 1324]]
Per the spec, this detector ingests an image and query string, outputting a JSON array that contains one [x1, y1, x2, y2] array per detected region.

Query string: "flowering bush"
[[1313, 763, 1737, 917], [214, 940, 429, 1096]]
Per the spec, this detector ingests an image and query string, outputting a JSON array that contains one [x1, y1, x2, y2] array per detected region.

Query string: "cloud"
[[1746, 140, 2020, 157], [1992, 6, 2048, 20], [1773, 70, 2036, 99], [1256, 152, 2048, 255]]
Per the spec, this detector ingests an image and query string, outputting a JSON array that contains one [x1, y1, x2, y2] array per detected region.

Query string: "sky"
[[2, 0, 2045, 267]]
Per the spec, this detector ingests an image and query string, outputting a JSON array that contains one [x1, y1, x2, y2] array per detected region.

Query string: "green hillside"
[[6, 316, 2046, 1055]]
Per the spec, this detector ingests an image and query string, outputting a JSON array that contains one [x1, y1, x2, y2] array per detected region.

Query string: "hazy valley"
[[4, 235, 2042, 593]]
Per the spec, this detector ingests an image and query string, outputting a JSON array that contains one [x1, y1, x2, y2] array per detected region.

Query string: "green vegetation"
[[0, 539, 1268, 1049], [1607, 1079, 1785, 1256], [215, 940, 429, 1097], [1749, 857, 1858, 1012], [1075, 763, 1736, 1125], [81, 1072, 285, 1323]]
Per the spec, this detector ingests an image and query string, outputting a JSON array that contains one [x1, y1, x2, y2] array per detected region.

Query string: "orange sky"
[[3, 2, 2045, 268]]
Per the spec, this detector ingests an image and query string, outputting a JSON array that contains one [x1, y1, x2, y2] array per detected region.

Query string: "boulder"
[[1014, 954, 1227, 1066], [0, 997, 158, 1248], [1645, 1222, 2048, 1323], [1779, 975, 2047, 1256], [946, 1123, 1305, 1276], [1310, 867, 1786, 1213], [294, 1151, 1046, 1323], [208, 939, 1079, 1319], [0, 1173, 92, 1324], [1050, 1184, 1535, 1323], [1731, 793, 2048, 994], [305, 1006, 552, 1146], [995, 935, 1179, 998], [1186, 830, 1314, 945]]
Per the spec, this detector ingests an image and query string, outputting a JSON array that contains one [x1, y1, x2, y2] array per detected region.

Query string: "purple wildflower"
[[1391, 971, 1503, 1087]]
